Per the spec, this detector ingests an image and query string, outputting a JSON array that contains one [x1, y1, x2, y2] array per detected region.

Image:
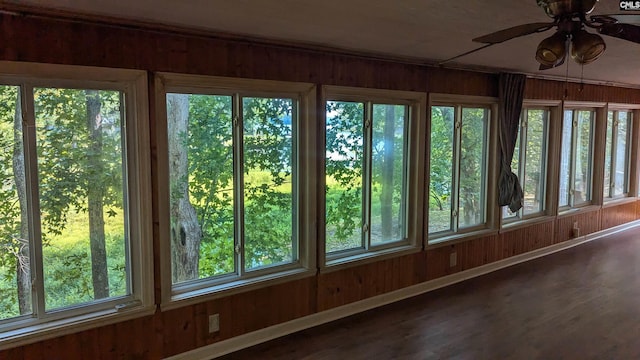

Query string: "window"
[[604, 110, 632, 199], [428, 98, 491, 240], [0, 63, 152, 344], [559, 108, 595, 208], [323, 86, 425, 264], [503, 107, 549, 221], [157, 74, 315, 302]]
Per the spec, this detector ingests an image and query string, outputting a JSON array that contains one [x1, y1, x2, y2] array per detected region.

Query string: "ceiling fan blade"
[[599, 22, 640, 44], [473, 22, 555, 44], [438, 43, 494, 65], [593, 14, 640, 24]]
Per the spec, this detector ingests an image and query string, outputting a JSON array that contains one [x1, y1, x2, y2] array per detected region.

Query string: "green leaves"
[[169, 94, 296, 277]]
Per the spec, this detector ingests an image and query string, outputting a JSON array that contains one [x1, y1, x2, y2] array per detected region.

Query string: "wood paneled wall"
[[162, 278, 316, 356], [602, 201, 638, 230], [556, 209, 602, 243], [1, 12, 639, 360], [318, 253, 427, 311], [525, 78, 640, 102]]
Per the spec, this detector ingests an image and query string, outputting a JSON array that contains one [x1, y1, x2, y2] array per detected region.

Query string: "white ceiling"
[[14, 0, 640, 87]]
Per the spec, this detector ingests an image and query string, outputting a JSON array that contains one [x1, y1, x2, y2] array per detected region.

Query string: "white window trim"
[[155, 73, 317, 310], [558, 103, 604, 212], [0, 61, 154, 350], [502, 100, 559, 226], [319, 85, 426, 268], [603, 103, 640, 202], [427, 94, 499, 245]]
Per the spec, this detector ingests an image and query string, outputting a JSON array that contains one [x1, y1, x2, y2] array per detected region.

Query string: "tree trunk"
[[380, 105, 395, 239], [430, 190, 444, 211], [167, 94, 202, 283], [13, 91, 31, 314], [86, 90, 109, 299]]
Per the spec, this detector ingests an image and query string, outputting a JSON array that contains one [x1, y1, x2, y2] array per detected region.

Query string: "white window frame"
[[156, 73, 316, 308], [320, 86, 426, 268], [0, 62, 154, 350], [604, 106, 634, 201], [502, 103, 552, 223], [559, 104, 602, 210], [427, 94, 498, 245]]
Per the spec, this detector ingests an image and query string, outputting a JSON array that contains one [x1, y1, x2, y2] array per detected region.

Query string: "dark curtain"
[[497, 73, 526, 212]]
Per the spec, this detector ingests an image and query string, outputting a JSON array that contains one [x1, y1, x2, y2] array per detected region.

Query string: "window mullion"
[[233, 94, 245, 276], [291, 100, 300, 261], [587, 111, 595, 201], [401, 105, 410, 239], [518, 114, 528, 218], [119, 91, 134, 296], [541, 110, 549, 213], [625, 114, 633, 194], [610, 113, 619, 197], [363, 102, 373, 250], [452, 106, 462, 232], [569, 112, 578, 207], [21, 84, 46, 319]]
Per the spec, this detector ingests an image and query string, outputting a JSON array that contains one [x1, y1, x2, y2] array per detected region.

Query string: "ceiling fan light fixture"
[[571, 29, 606, 64], [538, 0, 598, 17], [535, 32, 567, 66]]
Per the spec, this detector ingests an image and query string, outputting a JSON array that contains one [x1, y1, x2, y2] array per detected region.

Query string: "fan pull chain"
[[579, 64, 585, 92]]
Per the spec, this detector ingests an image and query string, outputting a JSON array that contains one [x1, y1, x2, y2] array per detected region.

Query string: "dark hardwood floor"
[[219, 227, 640, 359]]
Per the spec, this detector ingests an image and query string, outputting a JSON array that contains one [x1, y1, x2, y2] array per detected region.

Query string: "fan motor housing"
[[537, 0, 598, 17]]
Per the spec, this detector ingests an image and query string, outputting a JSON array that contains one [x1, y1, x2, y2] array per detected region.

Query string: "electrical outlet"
[[572, 221, 580, 238], [208, 313, 220, 333], [449, 252, 457, 267]]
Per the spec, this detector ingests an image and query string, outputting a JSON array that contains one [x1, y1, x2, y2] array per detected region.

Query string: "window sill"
[[162, 267, 316, 311], [427, 228, 499, 249], [500, 215, 556, 233], [602, 196, 638, 208], [321, 244, 421, 274], [0, 303, 156, 351], [557, 204, 601, 218]]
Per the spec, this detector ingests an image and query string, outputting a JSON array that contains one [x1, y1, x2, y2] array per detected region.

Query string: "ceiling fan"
[[442, 0, 640, 70]]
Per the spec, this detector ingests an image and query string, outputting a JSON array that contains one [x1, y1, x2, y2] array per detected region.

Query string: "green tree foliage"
[[429, 107, 454, 212], [371, 104, 405, 242], [325, 101, 406, 250], [242, 97, 294, 269], [170, 94, 295, 280], [459, 108, 486, 226], [0, 85, 24, 319], [34, 88, 123, 239], [0, 85, 127, 316], [429, 106, 486, 231], [325, 101, 364, 251]]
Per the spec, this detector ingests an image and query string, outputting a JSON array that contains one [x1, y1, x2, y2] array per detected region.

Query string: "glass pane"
[[523, 109, 546, 216], [459, 107, 487, 228], [34, 88, 128, 311], [613, 112, 630, 196], [429, 106, 454, 233], [325, 101, 364, 252], [0, 85, 32, 319], [167, 94, 234, 284], [371, 104, 406, 245], [243, 97, 295, 271], [604, 112, 613, 198], [559, 110, 573, 207], [574, 110, 593, 205]]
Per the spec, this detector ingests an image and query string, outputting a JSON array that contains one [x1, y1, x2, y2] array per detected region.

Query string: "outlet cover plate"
[[209, 314, 220, 333]]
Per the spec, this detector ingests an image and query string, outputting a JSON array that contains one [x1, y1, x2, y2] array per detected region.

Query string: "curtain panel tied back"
[[498, 73, 526, 213]]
